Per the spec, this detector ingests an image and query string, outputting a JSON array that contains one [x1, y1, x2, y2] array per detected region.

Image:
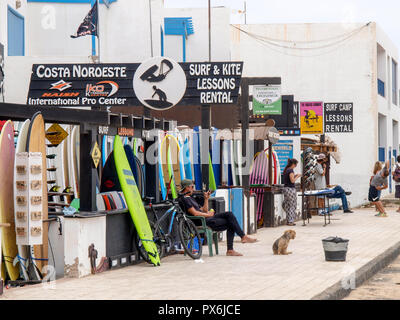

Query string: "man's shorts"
[[395, 185, 400, 198], [368, 185, 380, 202]]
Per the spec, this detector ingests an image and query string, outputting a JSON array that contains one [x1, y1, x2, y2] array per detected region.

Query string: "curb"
[[311, 241, 400, 300]]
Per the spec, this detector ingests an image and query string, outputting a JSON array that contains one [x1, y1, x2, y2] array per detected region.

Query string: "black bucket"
[[322, 236, 349, 261]]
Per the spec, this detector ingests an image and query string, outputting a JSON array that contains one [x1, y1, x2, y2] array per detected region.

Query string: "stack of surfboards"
[[0, 113, 53, 282]]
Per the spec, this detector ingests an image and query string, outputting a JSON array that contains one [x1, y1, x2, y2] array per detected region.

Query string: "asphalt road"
[[345, 255, 400, 300]]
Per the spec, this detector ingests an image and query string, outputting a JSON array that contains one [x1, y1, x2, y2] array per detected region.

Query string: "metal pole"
[[96, 0, 101, 63], [244, 1, 247, 25], [208, 0, 211, 62], [149, 0, 154, 57], [202, 0, 211, 191]]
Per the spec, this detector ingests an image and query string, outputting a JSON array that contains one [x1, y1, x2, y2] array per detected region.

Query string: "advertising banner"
[[252, 85, 282, 115], [300, 101, 324, 134], [273, 140, 294, 174], [26, 60, 243, 109], [324, 103, 353, 133]]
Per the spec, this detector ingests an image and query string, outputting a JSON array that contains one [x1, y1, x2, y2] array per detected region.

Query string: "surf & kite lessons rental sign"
[[26, 57, 243, 110]]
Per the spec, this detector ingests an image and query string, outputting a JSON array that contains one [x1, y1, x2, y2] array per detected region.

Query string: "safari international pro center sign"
[[27, 57, 243, 110]]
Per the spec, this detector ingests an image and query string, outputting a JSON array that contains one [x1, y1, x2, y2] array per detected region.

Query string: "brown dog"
[[272, 230, 296, 255]]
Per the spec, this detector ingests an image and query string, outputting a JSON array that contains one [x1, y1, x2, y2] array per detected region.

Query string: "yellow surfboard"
[[26, 113, 49, 274]]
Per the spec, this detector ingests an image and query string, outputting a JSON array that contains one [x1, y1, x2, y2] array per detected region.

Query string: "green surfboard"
[[209, 153, 217, 191], [167, 144, 178, 199], [113, 135, 160, 266]]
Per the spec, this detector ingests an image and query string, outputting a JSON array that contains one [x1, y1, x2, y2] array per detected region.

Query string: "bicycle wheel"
[[136, 221, 166, 264], [178, 217, 203, 259]]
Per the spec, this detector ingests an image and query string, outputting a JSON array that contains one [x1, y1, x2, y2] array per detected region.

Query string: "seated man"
[[180, 179, 257, 256], [315, 153, 353, 213]]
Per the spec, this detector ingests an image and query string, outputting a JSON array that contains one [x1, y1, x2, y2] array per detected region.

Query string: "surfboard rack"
[[6, 280, 43, 287], [0, 102, 173, 215]]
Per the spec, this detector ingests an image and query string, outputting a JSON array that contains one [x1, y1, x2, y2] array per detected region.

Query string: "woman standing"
[[282, 158, 302, 226]]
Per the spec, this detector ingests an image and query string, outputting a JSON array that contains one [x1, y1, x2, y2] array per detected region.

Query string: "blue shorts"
[[368, 185, 380, 202]]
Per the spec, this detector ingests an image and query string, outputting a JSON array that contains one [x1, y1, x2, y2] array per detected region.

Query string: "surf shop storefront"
[[0, 102, 175, 285], [0, 57, 247, 288]]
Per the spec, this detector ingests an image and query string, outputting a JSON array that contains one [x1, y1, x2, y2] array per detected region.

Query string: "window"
[[7, 6, 25, 56], [392, 59, 398, 105]]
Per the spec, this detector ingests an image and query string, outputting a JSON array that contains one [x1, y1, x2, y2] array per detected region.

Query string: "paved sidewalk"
[[2, 207, 400, 300], [344, 255, 400, 299]]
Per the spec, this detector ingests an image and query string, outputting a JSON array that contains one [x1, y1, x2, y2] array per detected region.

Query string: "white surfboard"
[[230, 140, 237, 186], [13, 119, 30, 280], [236, 140, 243, 186], [69, 126, 80, 199]]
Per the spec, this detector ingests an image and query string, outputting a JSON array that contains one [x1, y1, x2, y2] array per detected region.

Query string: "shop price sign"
[[324, 103, 353, 133]]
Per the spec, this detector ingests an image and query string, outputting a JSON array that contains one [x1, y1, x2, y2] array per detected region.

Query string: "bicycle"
[[136, 194, 203, 263]]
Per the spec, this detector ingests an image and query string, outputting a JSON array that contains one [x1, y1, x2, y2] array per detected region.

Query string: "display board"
[[324, 103, 353, 133], [26, 59, 243, 109], [300, 101, 324, 134], [14, 152, 43, 246], [273, 140, 294, 174], [252, 85, 282, 115]]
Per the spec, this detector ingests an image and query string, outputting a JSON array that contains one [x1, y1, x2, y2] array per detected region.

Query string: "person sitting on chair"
[[315, 153, 353, 213], [180, 179, 257, 256]]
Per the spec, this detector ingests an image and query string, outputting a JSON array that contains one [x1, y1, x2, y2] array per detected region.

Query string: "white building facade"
[[231, 22, 399, 207], [2, 3, 399, 207], [2, 1, 231, 104]]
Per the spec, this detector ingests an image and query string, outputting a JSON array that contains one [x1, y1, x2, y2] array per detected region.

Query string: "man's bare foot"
[[241, 235, 257, 243], [226, 250, 243, 256]]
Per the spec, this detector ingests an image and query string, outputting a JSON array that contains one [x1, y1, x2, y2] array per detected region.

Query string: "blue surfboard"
[[102, 135, 107, 167], [183, 137, 193, 180], [158, 135, 167, 200], [193, 126, 202, 190]]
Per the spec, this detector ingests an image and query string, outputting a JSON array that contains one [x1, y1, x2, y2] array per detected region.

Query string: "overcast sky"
[[164, 0, 400, 50]]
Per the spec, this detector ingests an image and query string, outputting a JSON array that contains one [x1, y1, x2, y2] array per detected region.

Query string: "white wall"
[[231, 22, 378, 206], [4, 56, 93, 104], [26, 1, 162, 62], [163, 7, 230, 62]]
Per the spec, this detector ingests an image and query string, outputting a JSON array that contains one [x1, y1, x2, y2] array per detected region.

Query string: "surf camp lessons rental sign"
[[324, 103, 353, 133], [26, 57, 243, 110]]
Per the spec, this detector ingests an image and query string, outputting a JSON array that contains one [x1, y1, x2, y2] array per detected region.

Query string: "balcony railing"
[[378, 79, 385, 97]]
